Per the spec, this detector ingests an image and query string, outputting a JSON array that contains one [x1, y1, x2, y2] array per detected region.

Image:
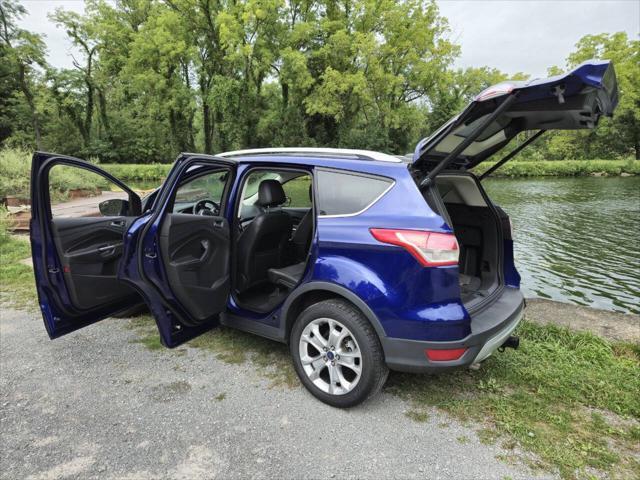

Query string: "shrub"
[[0, 148, 31, 198]]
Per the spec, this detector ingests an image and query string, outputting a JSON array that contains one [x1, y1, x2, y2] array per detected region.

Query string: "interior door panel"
[[160, 214, 230, 321], [51, 216, 139, 310]]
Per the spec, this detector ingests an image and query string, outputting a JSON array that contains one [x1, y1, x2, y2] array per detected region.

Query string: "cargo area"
[[433, 173, 503, 310]]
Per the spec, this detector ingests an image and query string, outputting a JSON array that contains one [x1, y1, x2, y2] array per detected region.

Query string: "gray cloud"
[[438, 0, 639, 77]]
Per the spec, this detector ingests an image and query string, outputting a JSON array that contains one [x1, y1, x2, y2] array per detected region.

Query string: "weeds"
[[0, 224, 35, 308], [388, 320, 640, 479], [126, 316, 299, 389], [1, 148, 638, 202]]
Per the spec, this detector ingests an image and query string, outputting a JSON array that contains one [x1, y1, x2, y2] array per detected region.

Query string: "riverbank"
[[101, 158, 639, 183], [526, 298, 639, 343], [100, 159, 639, 184], [1, 148, 638, 202]]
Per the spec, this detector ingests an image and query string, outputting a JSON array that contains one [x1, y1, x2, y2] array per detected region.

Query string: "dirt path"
[[8, 192, 126, 231], [50, 191, 124, 218], [0, 308, 552, 480]]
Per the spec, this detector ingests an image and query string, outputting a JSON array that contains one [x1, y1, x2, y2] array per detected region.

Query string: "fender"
[[279, 280, 388, 344]]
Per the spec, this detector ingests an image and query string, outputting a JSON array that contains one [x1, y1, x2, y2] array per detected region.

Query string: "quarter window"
[[316, 170, 393, 216]]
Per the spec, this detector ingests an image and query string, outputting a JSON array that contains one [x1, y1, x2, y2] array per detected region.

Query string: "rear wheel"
[[290, 299, 388, 408]]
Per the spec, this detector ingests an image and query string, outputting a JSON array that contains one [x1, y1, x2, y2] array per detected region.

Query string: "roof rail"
[[217, 147, 402, 163]]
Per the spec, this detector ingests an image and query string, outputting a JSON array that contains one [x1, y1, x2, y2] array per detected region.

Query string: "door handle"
[[110, 220, 125, 227], [97, 244, 117, 254], [213, 219, 224, 228], [171, 240, 210, 267]]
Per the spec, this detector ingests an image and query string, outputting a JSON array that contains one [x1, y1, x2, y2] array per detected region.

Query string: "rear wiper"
[[479, 129, 546, 180]]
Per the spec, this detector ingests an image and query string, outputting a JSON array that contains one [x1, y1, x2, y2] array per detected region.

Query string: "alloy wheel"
[[298, 317, 362, 395]]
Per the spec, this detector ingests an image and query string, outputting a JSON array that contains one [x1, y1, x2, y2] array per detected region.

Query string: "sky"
[[17, 0, 640, 78]]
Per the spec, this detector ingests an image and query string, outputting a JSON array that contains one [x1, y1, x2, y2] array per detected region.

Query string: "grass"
[[1, 147, 638, 200], [0, 210, 35, 308], [122, 303, 640, 479], [387, 320, 640, 479], [100, 163, 172, 182], [474, 158, 640, 177], [0, 148, 123, 202], [1, 232, 638, 479], [405, 409, 430, 423], [126, 315, 298, 389]]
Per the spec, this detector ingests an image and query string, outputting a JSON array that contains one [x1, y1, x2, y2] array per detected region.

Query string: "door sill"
[[220, 312, 286, 343]]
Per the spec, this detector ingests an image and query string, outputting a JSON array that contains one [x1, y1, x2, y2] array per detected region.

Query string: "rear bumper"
[[382, 287, 524, 373]]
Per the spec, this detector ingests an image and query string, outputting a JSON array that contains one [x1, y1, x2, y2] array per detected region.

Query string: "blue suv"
[[30, 60, 617, 407]]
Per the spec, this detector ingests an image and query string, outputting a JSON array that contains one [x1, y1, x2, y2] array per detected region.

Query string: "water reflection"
[[484, 176, 640, 314]]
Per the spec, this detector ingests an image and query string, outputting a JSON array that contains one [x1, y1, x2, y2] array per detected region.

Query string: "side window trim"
[[315, 167, 395, 218]]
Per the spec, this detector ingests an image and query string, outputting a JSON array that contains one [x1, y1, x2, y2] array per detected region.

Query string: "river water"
[[484, 176, 640, 314]]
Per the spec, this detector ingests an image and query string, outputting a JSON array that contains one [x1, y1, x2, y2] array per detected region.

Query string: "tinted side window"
[[316, 170, 392, 216]]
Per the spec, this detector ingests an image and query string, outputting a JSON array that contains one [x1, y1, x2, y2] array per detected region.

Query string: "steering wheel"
[[194, 199, 219, 216]]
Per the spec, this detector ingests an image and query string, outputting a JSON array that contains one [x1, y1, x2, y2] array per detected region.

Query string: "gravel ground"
[[0, 308, 554, 480]]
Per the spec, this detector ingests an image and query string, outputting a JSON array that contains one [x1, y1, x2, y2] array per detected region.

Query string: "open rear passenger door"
[[30, 152, 143, 338], [121, 154, 236, 347]]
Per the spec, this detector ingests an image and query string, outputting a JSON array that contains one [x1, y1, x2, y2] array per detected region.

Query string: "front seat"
[[236, 179, 292, 292]]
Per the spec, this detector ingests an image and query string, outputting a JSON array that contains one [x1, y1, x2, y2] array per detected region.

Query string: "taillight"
[[370, 228, 459, 267], [425, 348, 467, 361]]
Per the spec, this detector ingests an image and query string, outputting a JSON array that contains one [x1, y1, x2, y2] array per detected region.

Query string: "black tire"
[[290, 299, 388, 408]]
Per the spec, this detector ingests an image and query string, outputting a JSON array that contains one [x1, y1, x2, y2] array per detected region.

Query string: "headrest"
[[258, 179, 286, 207]]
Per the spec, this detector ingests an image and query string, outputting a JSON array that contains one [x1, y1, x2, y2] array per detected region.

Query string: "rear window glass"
[[316, 170, 392, 216]]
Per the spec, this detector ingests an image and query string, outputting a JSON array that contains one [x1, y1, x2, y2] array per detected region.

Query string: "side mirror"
[[99, 198, 129, 216], [284, 196, 291, 207]]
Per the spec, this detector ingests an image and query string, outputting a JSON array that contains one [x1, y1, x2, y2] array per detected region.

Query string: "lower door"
[[159, 213, 230, 323], [123, 155, 235, 347]]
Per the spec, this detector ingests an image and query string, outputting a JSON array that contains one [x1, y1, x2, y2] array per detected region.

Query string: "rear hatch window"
[[412, 60, 618, 178]]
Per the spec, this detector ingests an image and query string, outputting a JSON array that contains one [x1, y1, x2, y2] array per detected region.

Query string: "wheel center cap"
[[326, 351, 335, 361]]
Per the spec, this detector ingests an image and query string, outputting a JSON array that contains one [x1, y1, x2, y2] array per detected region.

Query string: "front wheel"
[[290, 299, 388, 408]]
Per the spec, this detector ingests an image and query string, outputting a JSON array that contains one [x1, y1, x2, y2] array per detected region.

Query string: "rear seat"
[[268, 262, 306, 290]]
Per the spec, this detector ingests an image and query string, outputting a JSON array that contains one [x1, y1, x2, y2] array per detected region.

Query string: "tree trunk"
[[169, 108, 180, 151], [203, 102, 212, 154], [97, 88, 110, 140], [18, 63, 42, 149], [281, 82, 289, 111], [215, 110, 226, 151]]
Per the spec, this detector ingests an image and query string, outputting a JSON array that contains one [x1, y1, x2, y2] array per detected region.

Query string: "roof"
[[217, 147, 402, 163]]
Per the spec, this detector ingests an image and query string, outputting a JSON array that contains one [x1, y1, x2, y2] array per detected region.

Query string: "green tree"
[[543, 33, 639, 160], [0, 0, 47, 148]]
